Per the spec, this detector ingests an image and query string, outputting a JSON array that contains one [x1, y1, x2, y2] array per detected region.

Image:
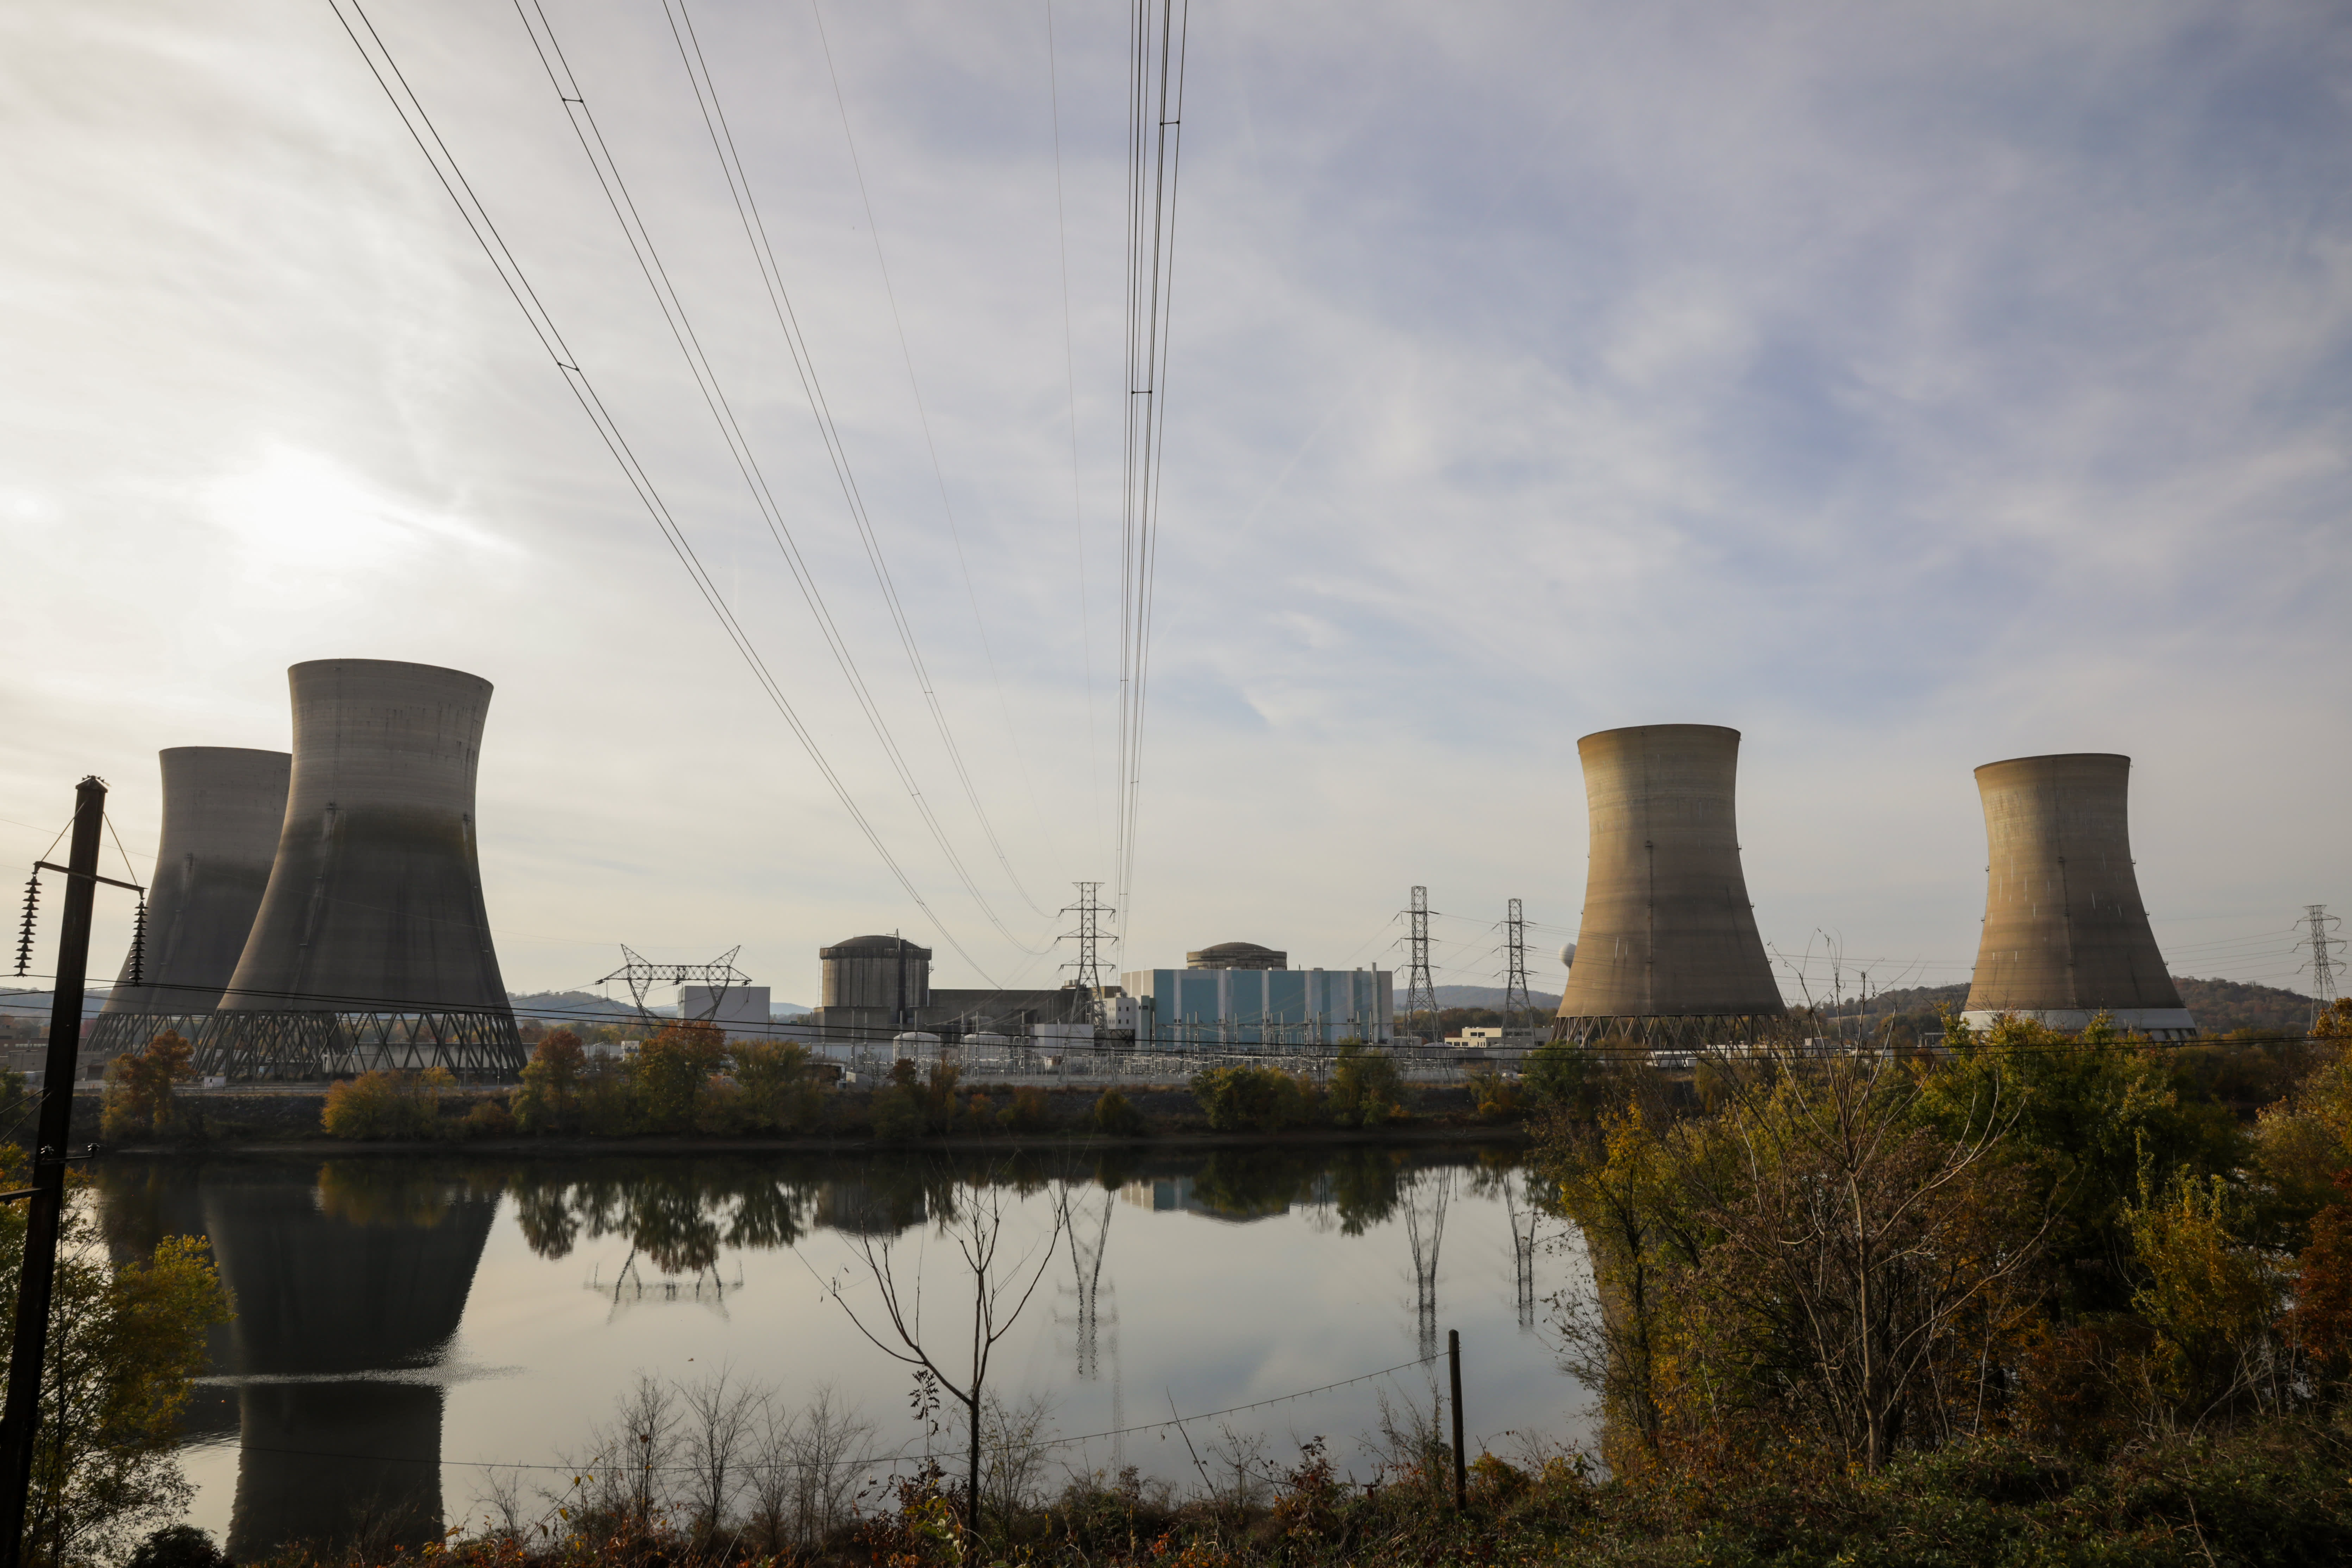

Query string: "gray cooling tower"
[[88, 747, 291, 1058], [1962, 753, 2195, 1038], [1555, 724, 1784, 1036], [204, 660, 522, 1079]]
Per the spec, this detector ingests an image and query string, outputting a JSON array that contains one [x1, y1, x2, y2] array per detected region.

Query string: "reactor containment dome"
[[1962, 752, 2196, 1039], [1554, 723, 1784, 1044], [89, 747, 293, 1060], [201, 659, 523, 1079]]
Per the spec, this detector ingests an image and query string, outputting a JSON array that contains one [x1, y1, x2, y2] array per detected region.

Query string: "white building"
[[678, 983, 772, 1041]]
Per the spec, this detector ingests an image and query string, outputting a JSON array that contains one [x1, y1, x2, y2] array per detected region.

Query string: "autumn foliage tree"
[[100, 1031, 196, 1142]]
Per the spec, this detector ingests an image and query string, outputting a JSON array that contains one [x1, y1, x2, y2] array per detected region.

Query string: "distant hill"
[[1425, 985, 1560, 1010], [2174, 977, 2314, 1035]]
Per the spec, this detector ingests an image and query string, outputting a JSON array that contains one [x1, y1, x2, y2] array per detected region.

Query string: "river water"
[[93, 1147, 1594, 1557]]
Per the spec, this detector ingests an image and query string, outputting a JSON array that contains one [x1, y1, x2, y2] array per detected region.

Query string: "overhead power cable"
[[503, 0, 1045, 957], [662, 0, 1054, 925], [1112, 0, 1193, 938], [1041, 0, 1106, 869], [796, 0, 1051, 909], [321, 0, 997, 981]]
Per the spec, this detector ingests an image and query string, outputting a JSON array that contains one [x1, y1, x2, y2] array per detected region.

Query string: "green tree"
[[1913, 1010, 2241, 1311], [0, 1156, 233, 1568], [99, 1032, 195, 1143], [1327, 1046, 1407, 1127], [1189, 1066, 1317, 1132], [512, 1029, 590, 1133], [320, 1067, 454, 1140], [725, 1040, 825, 1133], [630, 1022, 728, 1133]]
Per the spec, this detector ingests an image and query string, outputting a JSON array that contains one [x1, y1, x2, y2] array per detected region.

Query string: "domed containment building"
[[88, 746, 292, 1062], [1961, 753, 2196, 1039], [1185, 942, 1287, 971], [1554, 723, 1784, 1043], [808, 933, 1090, 1044], [201, 659, 524, 1079]]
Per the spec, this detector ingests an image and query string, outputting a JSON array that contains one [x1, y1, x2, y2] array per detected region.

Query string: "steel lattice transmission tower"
[[2303, 904, 2344, 1026], [1403, 885, 1439, 1041], [599, 945, 751, 1030], [1062, 882, 1116, 1024], [1503, 897, 1533, 1039]]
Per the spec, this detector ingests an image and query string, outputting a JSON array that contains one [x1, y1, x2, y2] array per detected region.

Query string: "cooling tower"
[[88, 747, 291, 1060], [203, 659, 522, 1079], [1962, 753, 2196, 1039], [1555, 724, 1784, 1038]]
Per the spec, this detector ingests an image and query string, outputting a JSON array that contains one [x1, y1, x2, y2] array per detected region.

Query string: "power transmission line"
[[1402, 885, 1438, 1036], [321, 0, 997, 981], [799, 0, 1051, 898], [503, 0, 1046, 956], [659, 0, 1055, 927], [1112, 0, 1193, 939], [2301, 903, 2344, 1025]]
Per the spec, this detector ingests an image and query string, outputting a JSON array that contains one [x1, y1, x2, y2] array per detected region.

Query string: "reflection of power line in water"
[[1402, 1168, 1450, 1361], [586, 1250, 745, 1319]]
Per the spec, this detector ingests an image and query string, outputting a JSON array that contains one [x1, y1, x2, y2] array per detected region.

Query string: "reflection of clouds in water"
[[127, 1148, 1596, 1545]]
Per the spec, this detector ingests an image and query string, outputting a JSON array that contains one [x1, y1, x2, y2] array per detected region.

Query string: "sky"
[[4, 0, 2348, 1009]]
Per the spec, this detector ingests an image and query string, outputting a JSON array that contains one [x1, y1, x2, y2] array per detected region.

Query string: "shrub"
[[1468, 1068, 1523, 1120], [1093, 1089, 1146, 1136], [1328, 1046, 1407, 1127], [321, 1067, 455, 1140], [998, 1086, 1051, 1133], [513, 1029, 589, 1133], [1521, 1038, 1591, 1110], [127, 1525, 228, 1568], [870, 1059, 962, 1141], [728, 1039, 825, 1132], [631, 1022, 729, 1133], [1190, 1066, 1318, 1132], [101, 1030, 196, 1142], [463, 1097, 516, 1138]]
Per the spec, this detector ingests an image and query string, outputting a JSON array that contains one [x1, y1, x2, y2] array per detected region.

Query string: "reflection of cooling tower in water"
[[198, 1165, 499, 1560], [205, 659, 522, 1079], [88, 748, 291, 1058]]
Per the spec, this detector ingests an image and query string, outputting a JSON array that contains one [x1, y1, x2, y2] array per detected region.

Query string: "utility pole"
[[1403, 886, 1439, 1044], [1503, 898, 1532, 1041], [1061, 882, 1115, 1026], [0, 778, 112, 1568], [2303, 904, 2344, 1028]]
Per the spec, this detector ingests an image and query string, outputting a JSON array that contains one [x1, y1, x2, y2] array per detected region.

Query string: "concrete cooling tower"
[[88, 747, 291, 1060], [1962, 753, 2196, 1039], [1555, 724, 1784, 1041], [202, 659, 523, 1079]]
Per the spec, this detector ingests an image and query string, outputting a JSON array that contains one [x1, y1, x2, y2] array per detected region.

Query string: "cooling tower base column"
[[1958, 1008, 2197, 1041], [197, 1009, 523, 1081]]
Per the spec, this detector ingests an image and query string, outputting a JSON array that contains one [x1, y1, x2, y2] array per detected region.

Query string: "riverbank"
[[71, 1080, 1533, 1155]]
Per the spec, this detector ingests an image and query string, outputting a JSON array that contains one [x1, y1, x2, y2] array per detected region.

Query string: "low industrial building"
[[803, 934, 1103, 1047]]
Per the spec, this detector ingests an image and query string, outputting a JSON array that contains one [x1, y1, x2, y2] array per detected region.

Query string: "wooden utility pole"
[[0, 777, 108, 1568]]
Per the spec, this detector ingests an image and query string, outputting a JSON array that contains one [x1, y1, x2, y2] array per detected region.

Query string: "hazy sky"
[[5, 0, 2348, 1008]]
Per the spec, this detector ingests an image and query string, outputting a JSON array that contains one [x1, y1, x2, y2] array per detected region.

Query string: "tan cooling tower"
[[1962, 753, 2195, 1038], [205, 659, 521, 1079], [1555, 724, 1784, 1032], [89, 747, 292, 1058]]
